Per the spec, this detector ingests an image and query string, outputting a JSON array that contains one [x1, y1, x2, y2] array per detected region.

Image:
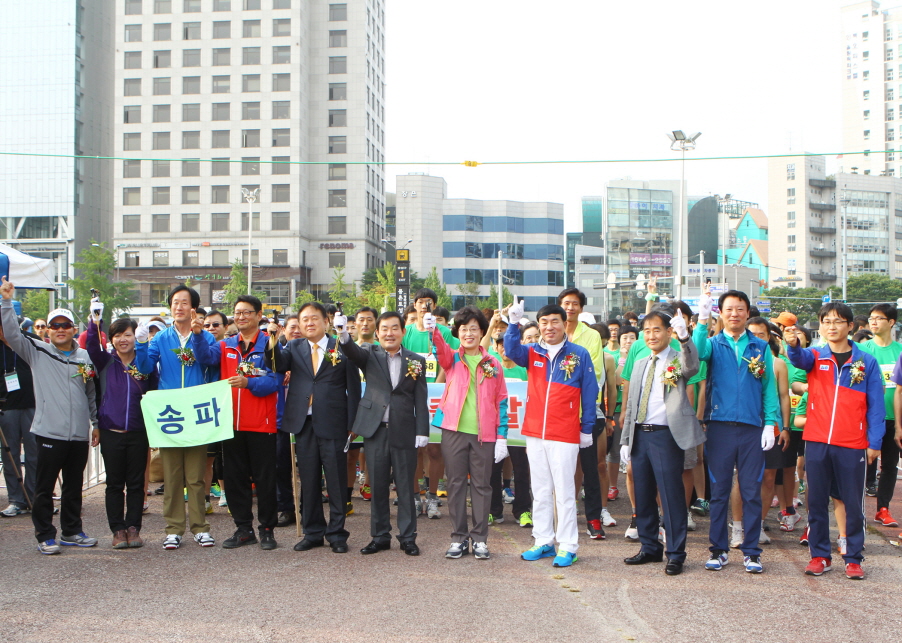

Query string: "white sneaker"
[[162, 534, 182, 550], [686, 511, 697, 532], [426, 496, 441, 519], [759, 520, 771, 545], [218, 492, 228, 508], [730, 525, 744, 549], [780, 512, 802, 532], [1, 504, 28, 517], [445, 539, 468, 559], [601, 507, 617, 527], [624, 515, 639, 540], [658, 526, 666, 544], [836, 536, 847, 556], [472, 541, 490, 559], [193, 532, 215, 547]]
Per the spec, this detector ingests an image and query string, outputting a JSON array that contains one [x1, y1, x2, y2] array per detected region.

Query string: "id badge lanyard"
[[3, 350, 19, 392]]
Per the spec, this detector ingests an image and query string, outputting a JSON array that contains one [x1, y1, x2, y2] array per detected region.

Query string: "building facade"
[[393, 174, 565, 312], [112, 0, 386, 308]]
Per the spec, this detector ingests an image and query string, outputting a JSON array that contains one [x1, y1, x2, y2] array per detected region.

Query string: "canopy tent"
[[0, 244, 57, 290]]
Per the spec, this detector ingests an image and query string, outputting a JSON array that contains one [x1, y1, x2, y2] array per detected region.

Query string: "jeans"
[[99, 429, 149, 533]]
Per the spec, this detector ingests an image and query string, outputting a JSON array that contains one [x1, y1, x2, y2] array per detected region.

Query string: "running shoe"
[[624, 515, 638, 540], [502, 487, 514, 504], [705, 550, 728, 571], [162, 534, 181, 550], [770, 495, 780, 508], [759, 521, 771, 545], [743, 555, 763, 574], [799, 525, 810, 546], [346, 501, 354, 516], [488, 513, 504, 524], [1, 504, 28, 517], [687, 510, 697, 532], [607, 486, 620, 501], [37, 539, 61, 555], [427, 495, 441, 519], [360, 484, 372, 501], [210, 484, 222, 498], [552, 551, 578, 567], [875, 507, 899, 527], [473, 542, 490, 559], [218, 492, 228, 508], [780, 512, 802, 532], [436, 478, 447, 497], [730, 525, 744, 549], [59, 532, 98, 547], [519, 512, 533, 528], [586, 519, 605, 540], [865, 483, 878, 497], [845, 563, 865, 580], [445, 538, 469, 559], [601, 507, 617, 527], [205, 500, 214, 515], [805, 557, 832, 576], [836, 536, 847, 556], [690, 498, 709, 517], [193, 532, 215, 547], [521, 543, 556, 561]]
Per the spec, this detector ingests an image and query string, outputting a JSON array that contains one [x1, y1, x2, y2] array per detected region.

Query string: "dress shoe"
[[665, 559, 684, 575], [293, 538, 324, 552], [400, 540, 420, 556], [276, 511, 296, 528], [624, 551, 663, 565], [360, 540, 391, 555], [330, 541, 349, 553]]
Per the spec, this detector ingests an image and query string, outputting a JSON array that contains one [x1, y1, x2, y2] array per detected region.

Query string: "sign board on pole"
[[822, 295, 831, 304]]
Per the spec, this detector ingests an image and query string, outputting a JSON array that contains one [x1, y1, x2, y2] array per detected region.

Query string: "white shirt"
[[545, 339, 565, 360], [306, 335, 330, 415], [636, 346, 675, 427]]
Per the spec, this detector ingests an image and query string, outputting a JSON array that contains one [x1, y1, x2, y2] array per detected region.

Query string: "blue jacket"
[[135, 325, 219, 390]]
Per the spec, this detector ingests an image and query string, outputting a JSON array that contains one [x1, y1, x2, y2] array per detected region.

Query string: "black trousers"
[[490, 445, 532, 520], [578, 420, 605, 522], [32, 436, 89, 543], [367, 422, 417, 544], [866, 420, 900, 510], [223, 431, 278, 533], [98, 429, 148, 533], [296, 417, 348, 544], [275, 430, 296, 513]]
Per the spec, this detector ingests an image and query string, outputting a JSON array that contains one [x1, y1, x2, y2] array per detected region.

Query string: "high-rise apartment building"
[[0, 3, 114, 292], [113, 0, 386, 308]]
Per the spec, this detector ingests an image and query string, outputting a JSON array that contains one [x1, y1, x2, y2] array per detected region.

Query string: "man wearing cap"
[[772, 312, 798, 333], [0, 278, 100, 554], [558, 288, 617, 539]]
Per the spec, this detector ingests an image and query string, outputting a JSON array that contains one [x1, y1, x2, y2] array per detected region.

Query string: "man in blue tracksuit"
[[694, 289, 779, 574]]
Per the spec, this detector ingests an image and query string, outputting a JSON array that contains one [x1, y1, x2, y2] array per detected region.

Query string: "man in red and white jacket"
[[786, 302, 884, 580], [218, 295, 282, 551], [504, 300, 598, 568]]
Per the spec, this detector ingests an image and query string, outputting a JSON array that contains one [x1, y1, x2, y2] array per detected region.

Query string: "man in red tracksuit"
[[786, 302, 884, 580]]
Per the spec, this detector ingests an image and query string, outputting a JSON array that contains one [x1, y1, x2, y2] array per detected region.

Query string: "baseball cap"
[[577, 312, 596, 324], [771, 312, 797, 326], [47, 308, 75, 325]]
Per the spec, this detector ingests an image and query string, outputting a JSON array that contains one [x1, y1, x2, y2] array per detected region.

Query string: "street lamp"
[[381, 238, 413, 250], [241, 187, 260, 294], [667, 130, 702, 300], [840, 189, 850, 302]]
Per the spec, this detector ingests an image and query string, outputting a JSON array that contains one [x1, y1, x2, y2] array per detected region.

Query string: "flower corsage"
[[172, 346, 196, 367], [73, 363, 96, 383], [326, 347, 342, 367], [406, 357, 423, 380], [560, 353, 580, 380], [480, 360, 498, 378], [661, 357, 681, 388], [850, 359, 865, 385], [124, 363, 148, 381], [236, 361, 263, 377], [743, 355, 766, 379]]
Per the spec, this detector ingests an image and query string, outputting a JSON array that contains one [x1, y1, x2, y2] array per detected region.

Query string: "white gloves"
[[415, 435, 429, 449], [494, 438, 509, 463], [698, 293, 713, 322], [90, 297, 104, 320], [620, 444, 631, 463], [422, 312, 437, 331], [507, 297, 525, 324], [135, 323, 150, 343], [761, 426, 776, 451], [333, 312, 347, 331], [670, 309, 689, 340], [579, 432, 593, 449]]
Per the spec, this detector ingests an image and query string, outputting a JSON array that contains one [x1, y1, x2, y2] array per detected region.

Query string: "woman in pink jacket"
[[431, 306, 509, 560]]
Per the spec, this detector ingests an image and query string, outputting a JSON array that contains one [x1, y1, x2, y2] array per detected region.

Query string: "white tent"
[[0, 243, 57, 289]]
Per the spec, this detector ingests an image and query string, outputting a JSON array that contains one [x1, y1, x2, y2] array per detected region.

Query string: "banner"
[[140, 380, 234, 448]]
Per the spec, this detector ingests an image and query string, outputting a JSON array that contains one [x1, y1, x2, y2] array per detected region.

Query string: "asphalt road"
[[1, 474, 900, 643]]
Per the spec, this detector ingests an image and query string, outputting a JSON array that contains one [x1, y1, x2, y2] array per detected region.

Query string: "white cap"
[[578, 312, 596, 324], [148, 320, 167, 332], [47, 308, 75, 325]]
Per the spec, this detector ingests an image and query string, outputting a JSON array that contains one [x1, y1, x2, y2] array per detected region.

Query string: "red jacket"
[[219, 331, 281, 433]]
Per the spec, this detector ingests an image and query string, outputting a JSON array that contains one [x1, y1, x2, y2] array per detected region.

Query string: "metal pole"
[[841, 191, 848, 301], [498, 250, 503, 311], [247, 196, 253, 294], [699, 249, 705, 295], [678, 148, 685, 300]]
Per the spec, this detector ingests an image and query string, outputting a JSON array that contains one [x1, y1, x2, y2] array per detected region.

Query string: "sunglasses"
[[34, 324, 47, 329], [49, 322, 74, 330], [203, 322, 222, 328]]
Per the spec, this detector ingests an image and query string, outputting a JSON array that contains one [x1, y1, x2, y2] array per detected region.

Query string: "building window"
[[152, 77, 171, 95], [272, 184, 290, 202], [153, 23, 171, 40], [787, 211, 796, 220], [153, 50, 171, 68], [863, 89, 870, 100], [243, 102, 260, 119], [152, 187, 170, 205], [124, 52, 141, 69], [182, 186, 200, 204], [213, 21, 231, 38], [212, 48, 230, 66], [123, 160, 141, 178], [271, 156, 289, 174], [329, 4, 347, 21], [154, 0, 171, 11], [244, 0, 260, 8], [243, 129, 260, 147], [329, 83, 347, 100], [123, 215, 141, 232], [328, 216, 347, 233], [272, 129, 290, 146], [152, 132, 170, 150], [123, 188, 141, 206], [124, 78, 141, 96], [152, 104, 170, 122], [272, 101, 290, 119], [329, 136, 346, 153], [273, 46, 290, 64], [328, 252, 345, 268], [329, 30, 347, 47], [864, 109, 870, 120], [210, 103, 229, 121], [329, 56, 347, 73], [212, 213, 230, 231], [243, 46, 260, 65], [123, 132, 141, 151], [214, 0, 231, 9], [786, 163, 795, 180], [183, 0, 201, 12], [182, 103, 200, 121], [241, 249, 260, 265], [125, 251, 140, 267], [272, 249, 288, 265], [182, 213, 199, 232], [182, 160, 200, 176], [243, 74, 261, 92], [153, 251, 169, 267], [212, 76, 231, 93], [273, 18, 290, 36], [183, 48, 201, 66], [328, 163, 346, 180], [864, 129, 871, 140], [329, 109, 347, 126], [183, 76, 201, 94], [125, 24, 142, 41], [243, 20, 261, 37], [124, 105, 141, 124], [212, 249, 229, 265], [274, 0, 290, 7], [328, 189, 347, 207], [182, 131, 200, 149], [183, 251, 199, 267], [211, 132, 231, 150], [153, 160, 170, 177], [272, 211, 290, 230], [241, 211, 260, 231], [212, 186, 230, 204], [272, 73, 290, 91], [182, 21, 201, 40], [125, 0, 142, 15], [152, 214, 170, 232], [889, 128, 895, 141]]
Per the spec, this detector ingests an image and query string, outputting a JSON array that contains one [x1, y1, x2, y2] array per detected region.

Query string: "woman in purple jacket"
[[86, 316, 157, 549]]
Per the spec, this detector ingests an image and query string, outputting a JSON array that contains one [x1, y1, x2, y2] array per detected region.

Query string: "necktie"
[[309, 344, 321, 408], [636, 355, 658, 424]]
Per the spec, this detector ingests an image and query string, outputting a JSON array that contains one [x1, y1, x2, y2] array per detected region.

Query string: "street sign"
[[822, 295, 831, 303], [757, 307, 771, 314], [755, 300, 770, 307]]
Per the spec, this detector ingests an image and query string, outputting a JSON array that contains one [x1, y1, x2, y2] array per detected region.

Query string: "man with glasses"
[[203, 310, 228, 341], [859, 304, 902, 527], [786, 303, 884, 580], [0, 279, 100, 554], [32, 319, 49, 342]]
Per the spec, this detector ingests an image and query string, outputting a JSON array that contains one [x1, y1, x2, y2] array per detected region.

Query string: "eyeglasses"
[[233, 310, 256, 317], [820, 319, 849, 327], [868, 317, 889, 323], [203, 322, 222, 328], [49, 322, 74, 330], [34, 324, 46, 329]]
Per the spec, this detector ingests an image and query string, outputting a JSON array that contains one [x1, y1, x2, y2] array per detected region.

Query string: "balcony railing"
[[809, 225, 837, 234], [809, 201, 836, 211], [809, 272, 838, 281], [810, 248, 837, 257], [809, 178, 836, 188]]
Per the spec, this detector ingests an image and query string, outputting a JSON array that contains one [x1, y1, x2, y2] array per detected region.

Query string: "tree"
[[479, 284, 514, 310], [326, 264, 362, 310], [20, 288, 50, 322], [292, 289, 315, 311], [845, 274, 902, 314], [222, 260, 265, 309], [65, 240, 135, 324], [358, 262, 397, 311], [457, 282, 481, 307], [760, 286, 825, 324], [423, 266, 452, 309]]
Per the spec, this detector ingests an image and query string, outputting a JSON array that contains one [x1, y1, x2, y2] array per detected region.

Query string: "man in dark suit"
[[335, 310, 429, 556], [275, 302, 361, 553]]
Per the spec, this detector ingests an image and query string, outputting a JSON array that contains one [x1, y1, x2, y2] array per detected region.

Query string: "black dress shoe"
[[360, 540, 391, 555], [665, 559, 684, 575], [624, 551, 664, 565], [276, 511, 296, 528], [330, 541, 349, 553], [293, 538, 324, 552], [400, 541, 420, 556]]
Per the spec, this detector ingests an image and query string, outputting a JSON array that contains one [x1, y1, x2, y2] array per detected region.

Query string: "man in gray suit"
[[335, 310, 429, 556], [620, 304, 705, 575]]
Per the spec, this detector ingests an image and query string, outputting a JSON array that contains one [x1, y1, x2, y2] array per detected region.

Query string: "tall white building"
[[0, 3, 115, 292], [113, 0, 386, 308], [394, 174, 565, 311]]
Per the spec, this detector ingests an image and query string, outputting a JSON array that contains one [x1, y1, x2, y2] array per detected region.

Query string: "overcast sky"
[[384, 0, 856, 231]]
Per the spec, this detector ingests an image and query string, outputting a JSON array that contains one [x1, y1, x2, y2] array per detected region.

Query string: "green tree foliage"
[[222, 260, 266, 309], [761, 286, 826, 324], [21, 288, 50, 322], [479, 284, 514, 311], [326, 264, 362, 311], [293, 289, 315, 311], [65, 240, 135, 324], [423, 266, 452, 309], [457, 282, 481, 307], [357, 262, 396, 311], [844, 274, 902, 314]]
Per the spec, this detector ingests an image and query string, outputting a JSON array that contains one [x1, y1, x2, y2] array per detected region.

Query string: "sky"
[[384, 0, 855, 232]]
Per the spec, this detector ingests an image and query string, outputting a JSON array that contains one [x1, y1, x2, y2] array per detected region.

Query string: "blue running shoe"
[[521, 543, 556, 561], [552, 551, 578, 567]]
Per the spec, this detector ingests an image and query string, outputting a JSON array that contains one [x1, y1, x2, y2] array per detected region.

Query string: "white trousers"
[[525, 436, 580, 554]]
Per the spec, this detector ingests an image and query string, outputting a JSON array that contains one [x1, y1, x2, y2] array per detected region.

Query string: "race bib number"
[[789, 394, 801, 410], [881, 363, 896, 389], [424, 353, 438, 382]]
